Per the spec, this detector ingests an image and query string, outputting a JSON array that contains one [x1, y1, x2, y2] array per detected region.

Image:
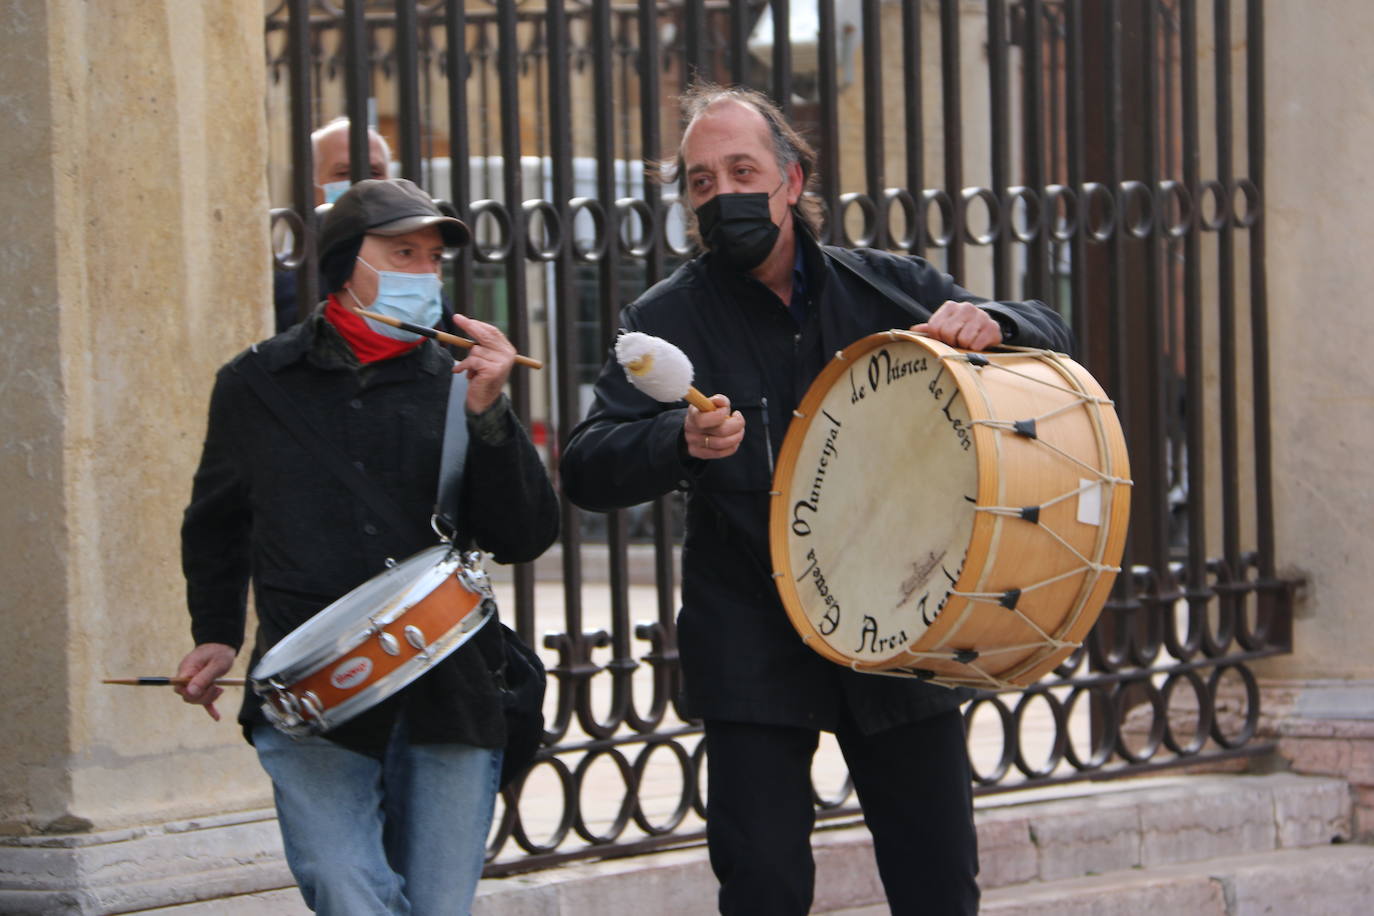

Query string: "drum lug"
[[258, 679, 312, 737], [384, 557, 398, 569], [364, 615, 403, 656], [404, 625, 431, 661], [299, 691, 323, 721]]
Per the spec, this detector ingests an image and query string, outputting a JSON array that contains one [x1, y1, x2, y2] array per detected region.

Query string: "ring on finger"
[[705, 436, 711, 449]]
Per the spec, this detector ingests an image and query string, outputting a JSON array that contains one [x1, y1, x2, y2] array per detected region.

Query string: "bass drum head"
[[770, 332, 980, 668]]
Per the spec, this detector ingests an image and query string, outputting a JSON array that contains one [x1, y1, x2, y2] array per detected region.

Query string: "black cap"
[[319, 178, 471, 259]]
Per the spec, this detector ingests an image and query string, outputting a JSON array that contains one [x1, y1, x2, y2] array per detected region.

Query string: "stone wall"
[[1253, 0, 1374, 838], [0, 0, 273, 837]]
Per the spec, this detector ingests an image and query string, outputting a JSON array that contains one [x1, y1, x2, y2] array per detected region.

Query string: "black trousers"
[[703, 709, 979, 916]]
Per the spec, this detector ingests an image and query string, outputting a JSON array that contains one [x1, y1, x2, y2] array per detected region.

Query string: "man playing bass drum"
[[561, 84, 1072, 916], [176, 178, 558, 915]]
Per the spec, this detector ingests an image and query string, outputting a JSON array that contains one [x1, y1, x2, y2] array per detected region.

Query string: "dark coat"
[[181, 309, 559, 754], [560, 229, 1073, 734]]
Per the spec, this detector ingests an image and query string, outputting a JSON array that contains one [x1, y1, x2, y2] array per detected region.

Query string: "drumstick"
[[102, 677, 246, 687], [614, 331, 717, 412], [355, 309, 544, 370]]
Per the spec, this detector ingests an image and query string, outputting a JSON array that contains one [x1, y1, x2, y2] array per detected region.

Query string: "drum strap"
[[434, 371, 471, 538], [825, 247, 933, 325], [235, 348, 418, 542], [828, 247, 1016, 343]]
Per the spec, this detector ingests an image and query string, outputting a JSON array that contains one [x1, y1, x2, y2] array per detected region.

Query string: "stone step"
[[464, 773, 1353, 916], [972, 771, 1351, 889], [823, 846, 1374, 916], [10, 773, 1351, 914], [980, 844, 1374, 916]]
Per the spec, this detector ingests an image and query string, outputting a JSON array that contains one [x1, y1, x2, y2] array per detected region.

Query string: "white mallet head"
[[615, 331, 697, 404]]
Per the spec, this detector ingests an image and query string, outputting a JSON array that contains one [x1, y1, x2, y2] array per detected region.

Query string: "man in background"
[[275, 118, 393, 331]]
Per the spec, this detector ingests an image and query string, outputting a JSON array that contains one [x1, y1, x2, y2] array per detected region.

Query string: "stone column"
[[0, 1, 284, 910], [1257, 0, 1374, 839]]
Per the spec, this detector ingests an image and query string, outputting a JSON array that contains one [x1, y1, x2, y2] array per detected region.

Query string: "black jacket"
[[181, 308, 559, 753], [561, 229, 1073, 734]]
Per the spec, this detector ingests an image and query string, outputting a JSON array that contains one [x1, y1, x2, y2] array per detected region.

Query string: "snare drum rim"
[[250, 545, 463, 685]]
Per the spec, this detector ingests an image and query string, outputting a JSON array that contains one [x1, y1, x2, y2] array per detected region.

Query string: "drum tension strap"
[[434, 372, 471, 538]]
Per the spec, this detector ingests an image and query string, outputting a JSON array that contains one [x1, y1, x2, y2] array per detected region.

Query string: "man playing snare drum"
[[175, 178, 558, 915], [561, 84, 1072, 915]]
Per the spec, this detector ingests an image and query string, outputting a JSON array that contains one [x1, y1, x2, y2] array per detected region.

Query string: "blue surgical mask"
[[349, 257, 443, 341], [320, 180, 350, 204]]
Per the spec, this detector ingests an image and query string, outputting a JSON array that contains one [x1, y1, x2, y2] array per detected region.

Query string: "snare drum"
[[250, 545, 494, 736], [769, 331, 1131, 690]]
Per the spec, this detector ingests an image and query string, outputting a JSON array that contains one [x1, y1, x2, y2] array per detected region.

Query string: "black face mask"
[[695, 189, 781, 272]]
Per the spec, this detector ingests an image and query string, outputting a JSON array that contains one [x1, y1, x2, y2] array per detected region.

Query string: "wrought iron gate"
[[264, 0, 1296, 874]]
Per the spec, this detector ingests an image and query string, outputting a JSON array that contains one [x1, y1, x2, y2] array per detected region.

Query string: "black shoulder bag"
[[236, 350, 546, 789]]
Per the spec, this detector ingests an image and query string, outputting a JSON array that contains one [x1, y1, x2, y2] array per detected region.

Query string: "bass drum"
[[769, 331, 1131, 689], [250, 545, 494, 735]]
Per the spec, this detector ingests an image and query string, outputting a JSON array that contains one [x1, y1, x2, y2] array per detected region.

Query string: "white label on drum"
[[330, 656, 374, 690], [1077, 479, 1102, 526]]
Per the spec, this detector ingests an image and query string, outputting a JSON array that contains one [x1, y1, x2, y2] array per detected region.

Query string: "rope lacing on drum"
[[977, 482, 1126, 571], [919, 347, 1123, 690], [948, 568, 1101, 647], [951, 349, 1132, 487]]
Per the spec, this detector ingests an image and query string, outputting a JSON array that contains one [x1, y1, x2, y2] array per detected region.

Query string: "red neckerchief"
[[324, 294, 425, 364]]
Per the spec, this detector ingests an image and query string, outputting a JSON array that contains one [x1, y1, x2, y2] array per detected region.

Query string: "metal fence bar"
[[493, 1, 537, 634], [900, 0, 926, 256], [343, 0, 370, 184], [1212, 0, 1242, 629], [769, 0, 791, 117], [636, 0, 683, 737], [1244, 2, 1279, 613], [394, 0, 422, 182], [1064, 0, 1087, 348], [1177, 0, 1212, 663], [815, 0, 841, 246], [861, 0, 884, 250], [543, 0, 587, 756], [443, 0, 474, 313], [987, 0, 1011, 298], [940, 0, 966, 278], [286, 0, 317, 323], [1022, 0, 1048, 297]]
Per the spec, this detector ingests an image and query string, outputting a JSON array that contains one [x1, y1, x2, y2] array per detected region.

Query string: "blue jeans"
[[253, 722, 501, 915]]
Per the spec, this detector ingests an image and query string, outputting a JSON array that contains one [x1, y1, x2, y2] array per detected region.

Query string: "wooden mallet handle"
[[683, 386, 717, 412]]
